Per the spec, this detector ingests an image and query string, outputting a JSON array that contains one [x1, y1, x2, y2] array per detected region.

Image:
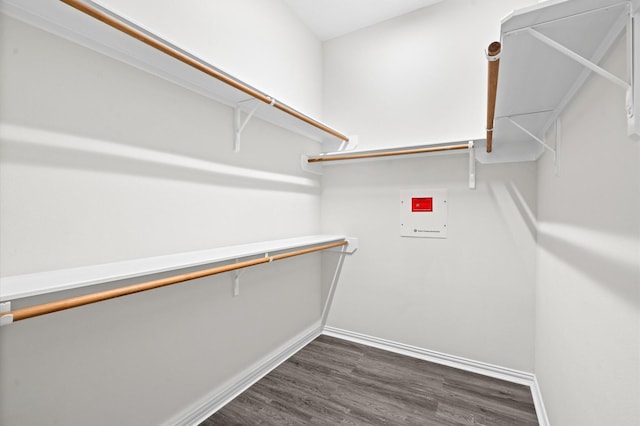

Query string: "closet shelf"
[[480, 0, 635, 164], [0, 235, 355, 302], [0, 0, 348, 146], [303, 140, 478, 189], [304, 140, 474, 165]]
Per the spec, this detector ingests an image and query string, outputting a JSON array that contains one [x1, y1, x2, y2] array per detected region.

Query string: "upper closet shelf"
[[0, 0, 349, 147], [480, 0, 638, 164], [303, 140, 479, 189]]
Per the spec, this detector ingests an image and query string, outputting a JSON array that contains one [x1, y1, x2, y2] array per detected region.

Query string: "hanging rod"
[[60, 0, 349, 143], [485, 41, 501, 153], [306, 143, 470, 163], [0, 240, 348, 324]]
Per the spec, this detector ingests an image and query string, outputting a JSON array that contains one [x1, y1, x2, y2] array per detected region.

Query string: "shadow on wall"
[[504, 181, 537, 242], [0, 124, 319, 194], [489, 174, 638, 308], [487, 179, 538, 266], [320, 249, 349, 324], [537, 221, 640, 308]]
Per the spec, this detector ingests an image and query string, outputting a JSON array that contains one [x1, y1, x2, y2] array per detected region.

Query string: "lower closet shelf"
[[0, 235, 349, 302]]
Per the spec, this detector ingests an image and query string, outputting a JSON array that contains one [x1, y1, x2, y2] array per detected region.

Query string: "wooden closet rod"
[[485, 41, 501, 153], [307, 143, 469, 163], [60, 0, 349, 142], [0, 240, 348, 324]]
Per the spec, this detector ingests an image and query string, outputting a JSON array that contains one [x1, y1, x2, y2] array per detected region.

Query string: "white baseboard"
[[531, 375, 551, 426], [169, 322, 322, 426], [323, 326, 550, 426]]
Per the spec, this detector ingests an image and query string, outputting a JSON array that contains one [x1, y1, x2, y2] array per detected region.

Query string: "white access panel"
[[400, 189, 448, 238]]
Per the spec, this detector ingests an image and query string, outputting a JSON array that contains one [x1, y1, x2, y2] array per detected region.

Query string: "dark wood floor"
[[202, 335, 538, 425]]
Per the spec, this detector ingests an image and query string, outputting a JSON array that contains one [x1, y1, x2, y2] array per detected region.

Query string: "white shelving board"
[[478, 0, 635, 164], [302, 140, 478, 189], [0, 0, 347, 147], [0, 235, 349, 301]]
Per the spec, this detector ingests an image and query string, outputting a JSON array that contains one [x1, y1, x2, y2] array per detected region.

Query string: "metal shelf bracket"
[[234, 100, 260, 152], [468, 141, 476, 190], [505, 117, 557, 161], [0, 302, 13, 326], [328, 237, 358, 254], [233, 268, 241, 297], [627, 4, 640, 135], [527, 28, 630, 91], [524, 2, 640, 138]]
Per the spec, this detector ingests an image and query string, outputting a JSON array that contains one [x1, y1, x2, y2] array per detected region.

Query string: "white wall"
[[4, 1, 638, 425], [0, 7, 322, 274], [321, 0, 539, 372], [96, 0, 323, 118], [0, 5, 326, 424], [535, 36, 640, 426], [321, 156, 538, 371], [321, 1, 639, 423], [323, 0, 538, 149]]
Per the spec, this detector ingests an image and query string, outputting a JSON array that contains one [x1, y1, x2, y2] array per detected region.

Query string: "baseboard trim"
[[323, 326, 533, 384], [323, 326, 550, 426], [168, 323, 550, 426], [531, 375, 551, 426], [169, 322, 322, 426]]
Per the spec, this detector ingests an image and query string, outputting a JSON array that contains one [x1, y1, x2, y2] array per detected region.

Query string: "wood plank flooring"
[[202, 335, 538, 425]]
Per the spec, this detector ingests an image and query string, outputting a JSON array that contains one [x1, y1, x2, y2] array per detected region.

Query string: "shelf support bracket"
[[468, 141, 476, 190], [233, 270, 240, 297], [527, 28, 630, 91], [554, 118, 561, 176], [0, 302, 13, 326], [232, 259, 244, 297], [627, 5, 640, 136], [234, 102, 259, 153], [505, 117, 557, 161]]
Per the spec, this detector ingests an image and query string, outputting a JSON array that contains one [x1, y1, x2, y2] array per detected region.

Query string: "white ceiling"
[[283, 0, 444, 41]]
